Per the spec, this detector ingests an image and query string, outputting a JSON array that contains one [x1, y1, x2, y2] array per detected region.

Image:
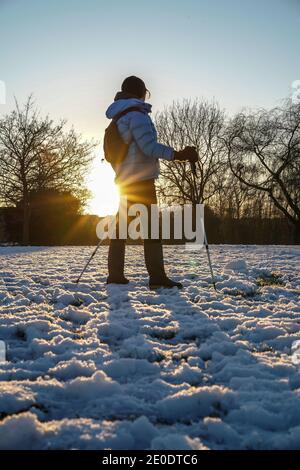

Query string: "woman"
[[105, 76, 198, 289]]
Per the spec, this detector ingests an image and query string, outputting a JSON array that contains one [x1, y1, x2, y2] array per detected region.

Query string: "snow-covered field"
[[0, 245, 300, 450]]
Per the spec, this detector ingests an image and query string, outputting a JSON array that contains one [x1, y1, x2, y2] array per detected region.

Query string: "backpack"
[[103, 106, 144, 170]]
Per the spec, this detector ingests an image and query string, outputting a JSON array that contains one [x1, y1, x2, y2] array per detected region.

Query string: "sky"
[[0, 0, 299, 215]]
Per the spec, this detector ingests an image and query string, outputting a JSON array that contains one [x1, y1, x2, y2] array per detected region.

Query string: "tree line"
[[0, 95, 299, 245], [156, 98, 300, 244], [0, 97, 94, 244]]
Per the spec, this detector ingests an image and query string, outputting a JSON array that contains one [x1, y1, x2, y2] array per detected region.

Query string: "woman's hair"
[[121, 76, 150, 99]]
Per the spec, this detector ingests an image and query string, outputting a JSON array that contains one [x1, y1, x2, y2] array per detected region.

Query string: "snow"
[[0, 244, 300, 450]]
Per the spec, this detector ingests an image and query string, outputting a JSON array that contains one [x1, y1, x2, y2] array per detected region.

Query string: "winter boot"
[[144, 240, 183, 289]]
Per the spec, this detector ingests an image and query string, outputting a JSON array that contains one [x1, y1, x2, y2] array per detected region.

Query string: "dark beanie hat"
[[121, 76, 147, 99]]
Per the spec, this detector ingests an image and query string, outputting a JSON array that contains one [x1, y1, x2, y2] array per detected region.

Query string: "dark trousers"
[[108, 179, 166, 281]]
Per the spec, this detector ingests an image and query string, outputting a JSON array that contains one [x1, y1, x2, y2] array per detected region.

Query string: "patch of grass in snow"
[[15, 328, 26, 341], [70, 298, 84, 307], [149, 328, 178, 340], [237, 289, 258, 299], [256, 272, 284, 287]]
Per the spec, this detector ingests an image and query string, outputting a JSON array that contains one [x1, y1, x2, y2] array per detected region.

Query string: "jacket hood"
[[106, 98, 152, 119]]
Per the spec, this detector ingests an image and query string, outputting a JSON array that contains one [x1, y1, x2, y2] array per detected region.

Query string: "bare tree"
[[224, 100, 300, 242], [212, 170, 251, 219], [0, 97, 95, 244], [155, 99, 226, 207]]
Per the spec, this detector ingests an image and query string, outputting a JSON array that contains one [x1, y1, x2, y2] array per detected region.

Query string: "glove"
[[173, 146, 198, 163]]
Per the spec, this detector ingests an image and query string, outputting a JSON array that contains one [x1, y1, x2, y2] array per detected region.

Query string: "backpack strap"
[[113, 106, 145, 122], [112, 107, 145, 150]]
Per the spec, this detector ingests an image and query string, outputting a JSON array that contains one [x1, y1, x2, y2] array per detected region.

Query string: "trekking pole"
[[191, 161, 217, 291], [75, 237, 105, 284], [75, 214, 116, 284], [202, 219, 217, 291]]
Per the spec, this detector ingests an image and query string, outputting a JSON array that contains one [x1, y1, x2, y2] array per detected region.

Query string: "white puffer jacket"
[[105, 97, 174, 185]]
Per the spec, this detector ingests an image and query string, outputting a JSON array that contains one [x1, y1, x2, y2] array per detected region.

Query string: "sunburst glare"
[[87, 159, 119, 216]]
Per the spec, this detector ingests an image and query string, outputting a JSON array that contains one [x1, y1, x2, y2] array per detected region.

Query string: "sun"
[[87, 160, 120, 216]]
